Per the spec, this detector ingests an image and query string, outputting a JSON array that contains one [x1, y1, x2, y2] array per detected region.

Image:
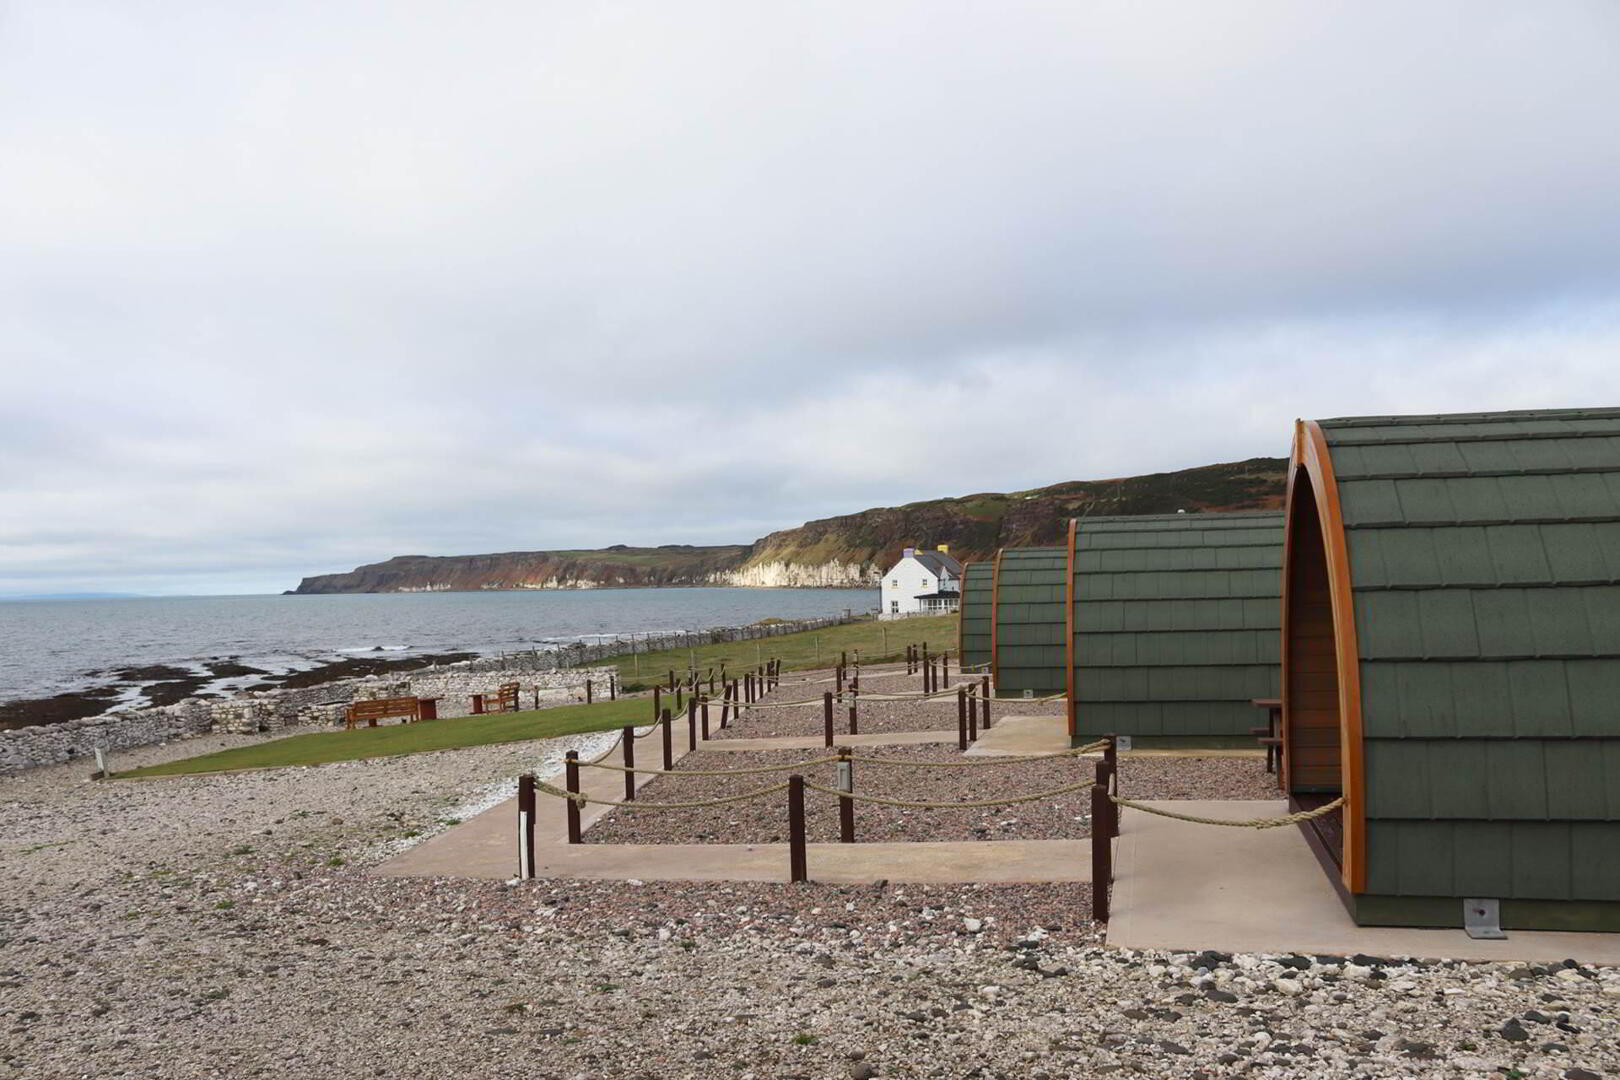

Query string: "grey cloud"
[[3, 1, 1620, 593]]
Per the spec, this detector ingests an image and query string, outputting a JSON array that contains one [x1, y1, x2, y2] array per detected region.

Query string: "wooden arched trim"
[[1064, 519, 1078, 738], [1281, 419, 1367, 893], [989, 549, 1005, 691]]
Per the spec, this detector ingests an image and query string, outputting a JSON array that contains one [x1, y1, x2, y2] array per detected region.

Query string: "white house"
[[879, 546, 963, 616]]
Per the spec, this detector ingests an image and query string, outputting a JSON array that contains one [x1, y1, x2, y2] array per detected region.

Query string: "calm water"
[[0, 588, 870, 703]]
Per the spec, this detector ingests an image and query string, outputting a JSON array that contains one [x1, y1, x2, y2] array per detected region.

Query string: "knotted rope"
[[532, 777, 790, 810], [801, 779, 1094, 810], [1109, 794, 1345, 829]]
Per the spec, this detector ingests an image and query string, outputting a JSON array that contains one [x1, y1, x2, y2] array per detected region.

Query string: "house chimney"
[[937, 544, 949, 554], [902, 547, 915, 558]]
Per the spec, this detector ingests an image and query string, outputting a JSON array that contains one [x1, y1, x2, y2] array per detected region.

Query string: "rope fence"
[[510, 641, 1346, 918]]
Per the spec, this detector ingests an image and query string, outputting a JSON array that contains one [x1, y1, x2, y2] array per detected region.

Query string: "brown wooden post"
[[686, 698, 697, 752], [653, 685, 661, 720], [517, 772, 537, 878], [1104, 733, 1118, 777], [967, 685, 978, 742], [848, 685, 858, 736], [668, 669, 676, 691], [533, 686, 541, 710], [609, 675, 617, 701], [622, 726, 636, 802], [701, 697, 711, 740], [822, 691, 834, 748], [1096, 758, 1118, 840], [661, 708, 673, 770], [585, 679, 593, 706], [942, 650, 950, 688], [957, 686, 968, 751], [709, 671, 716, 695], [675, 685, 684, 713], [1091, 780, 1110, 922], [981, 675, 991, 728], [788, 775, 808, 883], [840, 649, 847, 670], [564, 752, 582, 844], [836, 663, 844, 697], [837, 746, 855, 843]]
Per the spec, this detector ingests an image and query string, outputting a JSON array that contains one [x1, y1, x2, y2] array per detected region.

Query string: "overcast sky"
[[4, 2, 1620, 595]]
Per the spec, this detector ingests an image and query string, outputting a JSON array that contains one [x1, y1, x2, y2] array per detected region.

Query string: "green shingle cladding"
[[1322, 408, 1620, 904], [958, 562, 994, 674], [993, 548, 1068, 696], [1070, 511, 1283, 738]]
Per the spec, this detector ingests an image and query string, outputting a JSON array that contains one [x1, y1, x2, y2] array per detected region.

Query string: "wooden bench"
[[346, 695, 439, 730], [471, 682, 521, 715]]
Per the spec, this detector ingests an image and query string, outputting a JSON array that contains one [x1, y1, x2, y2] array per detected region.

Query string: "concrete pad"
[[1107, 800, 1620, 964], [965, 715, 1069, 756], [706, 730, 960, 752]]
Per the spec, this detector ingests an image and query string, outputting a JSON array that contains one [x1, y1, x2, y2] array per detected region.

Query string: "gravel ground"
[[583, 745, 1096, 844], [3, 667, 1618, 1079], [582, 750, 1278, 846]]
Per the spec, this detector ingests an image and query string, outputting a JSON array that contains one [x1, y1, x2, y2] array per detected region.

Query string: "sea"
[[0, 588, 869, 706]]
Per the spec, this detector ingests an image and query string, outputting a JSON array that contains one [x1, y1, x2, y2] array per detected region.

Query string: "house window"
[[890, 579, 898, 588]]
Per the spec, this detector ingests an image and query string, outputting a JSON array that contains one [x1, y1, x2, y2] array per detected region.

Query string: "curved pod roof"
[[1282, 407, 1620, 925], [1066, 511, 1284, 741], [991, 547, 1069, 696], [957, 562, 994, 675]]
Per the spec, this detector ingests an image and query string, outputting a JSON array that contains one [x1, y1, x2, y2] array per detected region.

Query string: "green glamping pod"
[[990, 547, 1069, 698], [1065, 511, 1285, 745], [1283, 407, 1620, 930], [956, 561, 994, 676]]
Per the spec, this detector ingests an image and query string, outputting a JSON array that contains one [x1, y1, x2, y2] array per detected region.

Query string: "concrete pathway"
[[1107, 800, 1620, 964], [965, 714, 1069, 756]]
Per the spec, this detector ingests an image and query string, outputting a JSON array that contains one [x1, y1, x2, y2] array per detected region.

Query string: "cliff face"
[[291, 458, 1287, 593], [292, 546, 749, 594]]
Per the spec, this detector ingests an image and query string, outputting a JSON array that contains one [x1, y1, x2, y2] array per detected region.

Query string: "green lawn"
[[116, 696, 659, 778], [595, 613, 959, 690]]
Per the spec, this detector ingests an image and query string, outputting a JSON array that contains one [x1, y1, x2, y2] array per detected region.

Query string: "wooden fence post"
[[564, 752, 582, 844], [609, 675, 617, 701], [788, 775, 808, 883], [822, 691, 834, 748], [622, 726, 636, 802], [701, 697, 710, 740], [942, 651, 950, 688], [517, 773, 536, 878], [956, 687, 968, 751], [585, 679, 593, 705], [981, 675, 992, 728], [686, 699, 697, 752], [653, 685, 661, 721], [1091, 780, 1111, 922], [1096, 758, 1118, 840], [837, 747, 855, 843], [848, 685, 858, 736], [661, 708, 673, 771], [968, 685, 978, 742], [1104, 733, 1118, 777]]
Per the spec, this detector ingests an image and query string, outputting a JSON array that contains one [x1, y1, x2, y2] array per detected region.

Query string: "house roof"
[[907, 550, 962, 577]]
